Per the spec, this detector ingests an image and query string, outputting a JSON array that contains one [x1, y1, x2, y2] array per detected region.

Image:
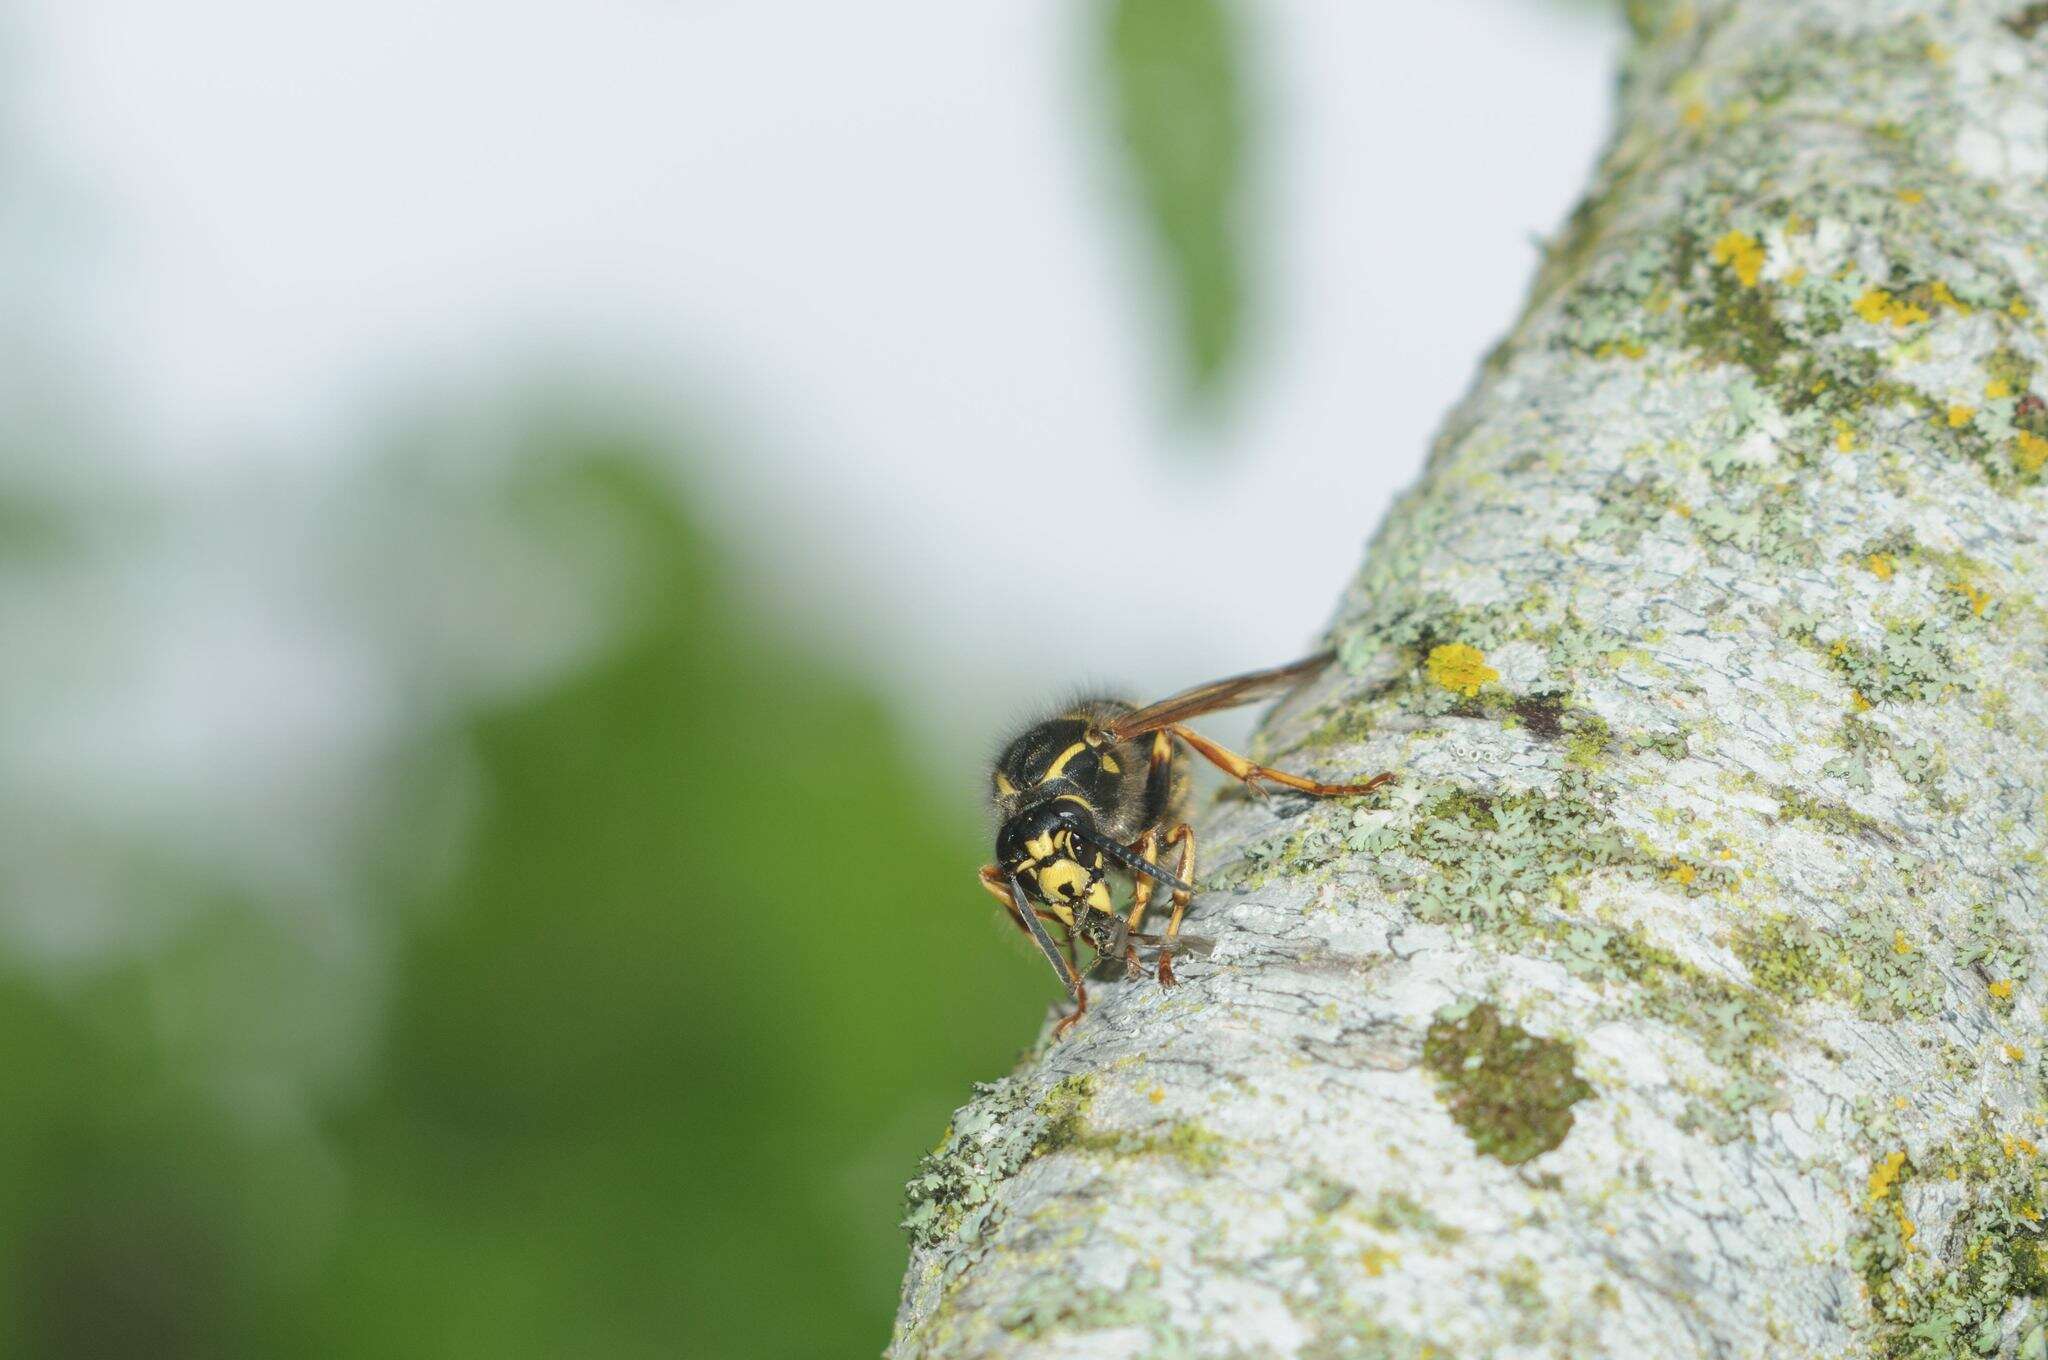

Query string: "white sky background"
[[3, 0, 1618, 944]]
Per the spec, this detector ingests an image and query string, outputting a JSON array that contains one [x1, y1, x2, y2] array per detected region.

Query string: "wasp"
[[980, 651, 1391, 1038]]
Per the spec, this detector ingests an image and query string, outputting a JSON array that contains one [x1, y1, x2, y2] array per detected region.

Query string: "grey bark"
[[895, 3, 2048, 1356]]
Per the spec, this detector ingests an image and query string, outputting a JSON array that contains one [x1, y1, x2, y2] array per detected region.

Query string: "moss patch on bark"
[[1423, 1003, 1594, 1166]]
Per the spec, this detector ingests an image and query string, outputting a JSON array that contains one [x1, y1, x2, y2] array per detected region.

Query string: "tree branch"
[[895, 3, 2048, 1354]]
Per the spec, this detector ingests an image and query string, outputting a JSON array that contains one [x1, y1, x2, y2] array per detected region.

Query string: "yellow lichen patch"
[[1896, 188, 1925, 205], [1867, 1155, 1919, 1252], [1667, 861, 1697, 887], [1710, 230, 1765, 288], [1359, 1247, 1398, 1277], [1854, 289, 1930, 328], [2017, 431, 2048, 474], [1680, 99, 1707, 128], [2014, 298, 2033, 319], [1928, 281, 1971, 314], [1949, 579, 1992, 616], [1425, 644, 1497, 698], [1148, 1087, 1165, 1104], [1868, 1150, 1907, 1205], [2006, 1044, 2027, 1062], [1946, 404, 1976, 428], [1782, 266, 1808, 288], [1987, 378, 2014, 400], [1925, 41, 1951, 64], [1833, 419, 1857, 451], [1892, 930, 1914, 956], [1850, 690, 1873, 712], [1864, 553, 1895, 580], [1990, 978, 2016, 999]]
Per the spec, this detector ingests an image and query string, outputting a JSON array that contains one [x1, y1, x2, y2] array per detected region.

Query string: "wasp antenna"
[[1077, 831, 1195, 896], [1010, 870, 1080, 998]]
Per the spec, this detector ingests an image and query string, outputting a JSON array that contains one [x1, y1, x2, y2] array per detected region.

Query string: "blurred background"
[[0, 2, 1616, 1356]]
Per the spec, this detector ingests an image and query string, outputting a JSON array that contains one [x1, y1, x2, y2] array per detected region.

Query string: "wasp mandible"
[[980, 651, 1391, 1038]]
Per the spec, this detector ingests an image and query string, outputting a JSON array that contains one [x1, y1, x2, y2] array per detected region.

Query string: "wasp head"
[[996, 798, 1113, 916]]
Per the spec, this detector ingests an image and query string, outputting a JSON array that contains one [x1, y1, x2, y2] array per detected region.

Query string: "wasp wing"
[[1105, 651, 1336, 741]]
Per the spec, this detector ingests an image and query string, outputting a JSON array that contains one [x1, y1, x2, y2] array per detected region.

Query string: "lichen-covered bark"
[[893, 3, 2048, 1355]]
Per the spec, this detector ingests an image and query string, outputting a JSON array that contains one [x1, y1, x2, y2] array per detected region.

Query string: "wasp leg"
[[1140, 728, 1182, 828], [978, 864, 1037, 939], [1051, 923, 1089, 1040], [1124, 828, 1162, 933], [1168, 723, 1393, 799], [1156, 823, 1198, 987], [980, 864, 1085, 1021], [1118, 829, 1170, 980], [979, 863, 1069, 947]]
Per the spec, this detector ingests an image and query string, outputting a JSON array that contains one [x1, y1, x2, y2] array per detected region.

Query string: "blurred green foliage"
[[1100, 0, 1252, 414], [0, 438, 1045, 1359]]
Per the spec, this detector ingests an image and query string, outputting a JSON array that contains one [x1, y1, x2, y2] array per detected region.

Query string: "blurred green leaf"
[[304, 444, 1043, 1360], [1100, 0, 1251, 415], [0, 428, 1050, 1360], [0, 489, 77, 560], [0, 924, 328, 1360]]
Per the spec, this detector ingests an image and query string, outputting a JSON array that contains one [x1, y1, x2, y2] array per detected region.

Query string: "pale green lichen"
[[1731, 903, 1942, 1024], [1580, 469, 1687, 552], [1274, 1220, 1447, 1360], [901, 1074, 1098, 1250], [1045, 1111, 1231, 1172], [1785, 613, 1968, 708], [1957, 897, 2034, 996], [1772, 788, 1899, 845], [1734, 912, 1849, 1002], [1361, 1189, 1466, 1243], [1561, 919, 1787, 1134], [993, 1264, 1173, 1343], [1853, 1112, 2048, 1359], [1350, 777, 1633, 926]]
